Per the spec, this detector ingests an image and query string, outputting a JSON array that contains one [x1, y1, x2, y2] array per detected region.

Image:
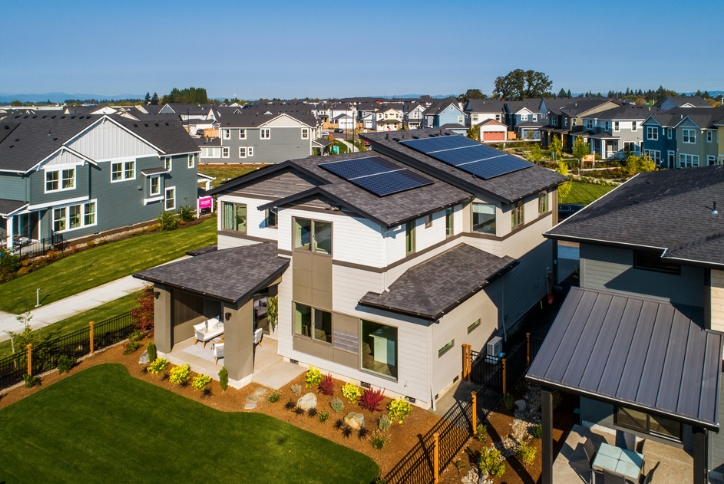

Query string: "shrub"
[[455, 460, 467, 473], [147, 358, 169, 375], [318, 410, 330, 423], [373, 478, 387, 484], [503, 393, 514, 411], [284, 401, 296, 410], [318, 373, 334, 396], [97, 238, 107, 245], [157, 210, 179, 231], [86, 240, 96, 248], [387, 397, 412, 424], [146, 341, 157, 362], [57, 355, 76, 374], [515, 379, 529, 396], [370, 430, 389, 450], [479, 446, 506, 478], [132, 286, 155, 334], [123, 339, 142, 355], [533, 423, 542, 439], [192, 374, 212, 391], [516, 441, 537, 467], [169, 363, 191, 384], [342, 382, 361, 403], [378, 415, 391, 432], [307, 407, 317, 418], [23, 374, 40, 388], [305, 366, 322, 387], [330, 398, 344, 413], [359, 387, 385, 412], [0, 249, 22, 273], [218, 367, 228, 391], [268, 390, 281, 403], [476, 423, 488, 442], [178, 204, 195, 222], [290, 383, 302, 396]]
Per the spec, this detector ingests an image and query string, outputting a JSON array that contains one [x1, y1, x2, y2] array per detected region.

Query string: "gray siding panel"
[[0, 172, 27, 201], [212, 127, 312, 164], [502, 240, 552, 328], [28, 164, 90, 206], [711, 372, 724, 475]]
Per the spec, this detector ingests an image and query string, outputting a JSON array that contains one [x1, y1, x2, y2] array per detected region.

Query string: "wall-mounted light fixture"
[[154, 291, 160, 299], [225, 312, 232, 321]]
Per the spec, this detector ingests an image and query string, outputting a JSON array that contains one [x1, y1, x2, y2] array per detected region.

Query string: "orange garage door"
[[483, 131, 505, 141]]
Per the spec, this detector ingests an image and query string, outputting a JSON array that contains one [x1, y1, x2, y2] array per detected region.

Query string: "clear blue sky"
[[3, 0, 722, 100]]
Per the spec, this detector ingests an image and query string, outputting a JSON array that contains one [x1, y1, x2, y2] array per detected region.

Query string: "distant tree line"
[[159, 87, 208, 105]]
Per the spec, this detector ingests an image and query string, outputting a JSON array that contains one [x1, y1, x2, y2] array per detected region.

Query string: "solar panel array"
[[400, 135, 532, 179], [319, 156, 433, 197]]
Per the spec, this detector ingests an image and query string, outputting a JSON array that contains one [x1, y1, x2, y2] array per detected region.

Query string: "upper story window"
[[405, 220, 415, 255], [46, 168, 75, 192], [260, 128, 271, 139], [682, 129, 696, 144], [572, 118, 578, 127], [472, 115, 479, 122], [445, 208, 454, 237], [239, 129, 246, 139], [646, 126, 658, 140], [707, 131, 714, 143], [586, 119, 593, 129], [564, 118, 568, 127], [511, 200, 524, 229], [631, 121, 637, 131], [223, 129, 230, 139], [149, 176, 160, 196], [266, 208, 277, 228], [605, 121, 610, 131], [613, 121, 620, 132], [633, 249, 680, 274], [222, 147, 230, 158], [551, 117, 557, 127], [667, 128, 672, 139], [424, 213, 433, 228], [301, 128, 309, 139], [187, 154, 194, 168], [111, 161, 135, 182], [457, 116, 464, 124], [294, 217, 332, 255], [532, 115, 538, 122], [165, 157, 172, 171], [472, 203, 496, 234], [521, 114, 528, 121], [222, 201, 246, 233], [538, 192, 548, 214]]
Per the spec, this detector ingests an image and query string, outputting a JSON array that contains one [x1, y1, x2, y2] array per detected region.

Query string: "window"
[[111, 161, 135, 181], [644, 150, 661, 164], [586, 119, 593, 129], [405, 220, 415, 255], [53, 207, 66, 232], [150, 176, 160, 195], [564, 118, 568, 127], [222, 129, 230, 139], [708, 155, 717, 166], [69, 204, 82, 229], [551, 117, 557, 126], [532, 114, 537, 122], [472, 115, 479, 122], [438, 339, 455, 358], [613, 121, 620, 132], [615, 407, 682, 442], [313, 221, 332, 254], [521, 114, 528, 121], [511, 200, 524, 228], [467, 319, 481, 334], [248, 147, 254, 157], [223, 202, 246, 232], [84, 202, 96, 226], [538, 192, 548, 214], [631, 121, 637, 132], [682, 128, 696, 144], [222, 147, 229, 158], [314, 308, 332, 343], [294, 217, 311, 250], [445, 208, 453, 237], [634, 249, 680, 274], [424, 214, 432, 228], [623, 142, 639, 153], [301, 128, 309, 139], [165, 157, 172, 170], [680, 153, 699, 167], [293, 218, 332, 254], [164, 187, 175, 210], [52, 201, 97, 232], [472, 203, 496, 234], [239, 147, 247, 158], [572, 118, 577, 127], [293, 303, 311, 338], [495, 114, 501, 122], [266, 208, 277, 228], [707, 131, 713, 143], [293, 303, 332, 344], [45, 170, 59, 191], [187, 154, 194, 168], [360, 320, 397, 380], [458, 116, 464, 124], [260, 128, 271, 139], [646, 126, 658, 140], [239, 129, 246, 139], [605, 121, 610, 131]]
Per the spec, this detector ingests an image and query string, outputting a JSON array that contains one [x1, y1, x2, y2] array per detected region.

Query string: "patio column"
[[541, 387, 553, 484], [153, 284, 173, 353], [7, 215, 14, 249], [223, 299, 254, 384], [693, 426, 708, 484]]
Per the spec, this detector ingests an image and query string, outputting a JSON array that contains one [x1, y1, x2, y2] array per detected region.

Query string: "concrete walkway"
[[0, 275, 148, 342]]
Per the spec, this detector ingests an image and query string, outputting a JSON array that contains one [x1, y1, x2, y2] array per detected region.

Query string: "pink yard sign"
[[198, 196, 213, 210]]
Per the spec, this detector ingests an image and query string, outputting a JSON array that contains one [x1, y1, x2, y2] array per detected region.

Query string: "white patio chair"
[[254, 328, 263, 347], [213, 342, 224, 365], [193, 317, 224, 347]]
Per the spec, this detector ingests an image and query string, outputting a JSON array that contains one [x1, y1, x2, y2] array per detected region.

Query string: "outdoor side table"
[[592, 442, 644, 483]]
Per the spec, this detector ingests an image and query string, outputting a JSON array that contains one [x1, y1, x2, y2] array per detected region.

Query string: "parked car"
[[334, 128, 344, 133], [558, 203, 584, 219], [195, 129, 204, 136], [321, 130, 330, 136]]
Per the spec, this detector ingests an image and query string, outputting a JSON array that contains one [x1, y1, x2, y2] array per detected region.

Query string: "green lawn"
[[198, 164, 261, 188], [0, 291, 141, 358], [561, 181, 616, 205], [0, 218, 217, 314], [0, 364, 379, 483]]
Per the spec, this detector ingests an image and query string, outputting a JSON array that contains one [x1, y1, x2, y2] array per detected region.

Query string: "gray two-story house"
[[0, 114, 199, 248]]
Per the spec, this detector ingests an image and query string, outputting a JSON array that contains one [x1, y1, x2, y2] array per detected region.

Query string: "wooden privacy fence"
[[0, 311, 136, 390]]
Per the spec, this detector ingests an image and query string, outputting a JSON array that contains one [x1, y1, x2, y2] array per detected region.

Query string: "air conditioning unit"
[[485, 336, 504, 363]]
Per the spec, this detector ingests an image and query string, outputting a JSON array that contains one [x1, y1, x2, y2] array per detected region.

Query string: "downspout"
[[429, 319, 436, 412], [501, 271, 507, 342]]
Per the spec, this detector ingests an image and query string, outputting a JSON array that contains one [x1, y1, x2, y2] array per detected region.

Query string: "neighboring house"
[[208, 112, 316, 164], [577, 105, 660, 159], [423, 99, 466, 128], [641, 111, 680, 168], [504, 99, 543, 139], [540, 98, 620, 149], [476, 119, 508, 142], [0, 114, 200, 247], [529, 166, 724, 484], [135, 127, 564, 409], [464, 99, 505, 127], [333, 114, 355, 131], [404, 103, 426, 129], [655, 95, 712, 110], [670, 109, 723, 168], [373, 106, 403, 131]]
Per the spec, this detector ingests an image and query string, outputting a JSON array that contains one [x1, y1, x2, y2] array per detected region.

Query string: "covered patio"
[[134, 242, 290, 388], [527, 287, 722, 484]]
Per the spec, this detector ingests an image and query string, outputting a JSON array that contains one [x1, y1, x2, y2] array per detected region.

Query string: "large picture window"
[[111, 161, 135, 181], [293, 303, 331, 344], [293, 217, 332, 255], [52, 201, 97, 233], [615, 406, 681, 442], [472, 203, 496, 234], [223, 202, 246, 232], [361, 320, 398, 380], [46, 168, 75, 192]]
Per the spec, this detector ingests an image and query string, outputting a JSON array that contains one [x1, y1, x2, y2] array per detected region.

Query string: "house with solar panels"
[[134, 128, 564, 408]]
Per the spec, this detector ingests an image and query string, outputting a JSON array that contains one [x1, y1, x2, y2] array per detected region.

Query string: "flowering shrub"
[[305, 366, 322, 387], [169, 363, 191, 384], [359, 387, 385, 412], [387, 397, 412, 424], [146, 358, 169, 375], [318, 373, 334, 396], [132, 286, 155, 335], [516, 441, 536, 467], [192, 374, 212, 391], [479, 446, 506, 477], [342, 382, 361, 403]]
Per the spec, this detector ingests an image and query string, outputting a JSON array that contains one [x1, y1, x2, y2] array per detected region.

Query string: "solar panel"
[[400, 136, 532, 179], [319, 156, 433, 197]]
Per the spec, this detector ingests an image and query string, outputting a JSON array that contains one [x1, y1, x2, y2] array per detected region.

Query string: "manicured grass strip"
[[198, 164, 260, 188], [561, 181, 616, 205], [0, 364, 379, 484], [0, 218, 217, 314], [0, 291, 141, 359]]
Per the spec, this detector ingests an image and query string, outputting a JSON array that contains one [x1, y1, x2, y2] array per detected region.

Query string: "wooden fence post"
[[502, 358, 507, 395], [526, 332, 531, 366], [27, 344, 32, 376], [462, 344, 471, 381], [471, 391, 477, 435], [433, 432, 440, 483], [89, 321, 94, 354]]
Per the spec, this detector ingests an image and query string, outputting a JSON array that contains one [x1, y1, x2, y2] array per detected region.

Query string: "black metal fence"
[[0, 311, 136, 391], [10, 233, 66, 259]]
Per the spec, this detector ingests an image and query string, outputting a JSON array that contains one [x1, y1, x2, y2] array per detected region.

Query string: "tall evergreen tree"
[[144, 92, 151, 104]]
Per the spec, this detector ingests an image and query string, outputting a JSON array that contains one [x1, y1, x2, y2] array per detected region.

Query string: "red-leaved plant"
[[132, 285, 155, 335], [318, 373, 335, 396], [359, 387, 386, 412]]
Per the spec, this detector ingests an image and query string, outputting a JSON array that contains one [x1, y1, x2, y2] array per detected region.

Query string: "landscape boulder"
[[344, 412, 365, 430], [139, 350, 149, 365], [297, 393, 317, 411]]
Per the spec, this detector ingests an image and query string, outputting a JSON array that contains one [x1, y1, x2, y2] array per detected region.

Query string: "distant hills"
[[0, 93, 144, 103]]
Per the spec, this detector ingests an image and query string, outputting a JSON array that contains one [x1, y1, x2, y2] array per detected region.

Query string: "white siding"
[[67, 118, 157, 161], [43, 149, 87, 167], [219, 194, 278, 243], [711, 270, 724, 333]]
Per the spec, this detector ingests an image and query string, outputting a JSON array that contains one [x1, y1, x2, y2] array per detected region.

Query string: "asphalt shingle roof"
[[655, 96, 712, 109], [465, 99, 505, 113], [113, 115, 200, 155], [217, 111, 316, 128], [0, 198, 27, 216], [359, 243, 517, 320], [134, 242, 289, 304]]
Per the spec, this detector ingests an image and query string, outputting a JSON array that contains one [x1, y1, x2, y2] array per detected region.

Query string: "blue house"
[[423, 99, 466, 129], [642, 112, 680, 168]]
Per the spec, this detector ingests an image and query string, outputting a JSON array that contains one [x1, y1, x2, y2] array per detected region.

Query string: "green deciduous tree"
[[493, 69, 552, 100], [467, 125, 480, 141], [458, 89, 487, 102], [572, 135, 589, 163], [549, 135, 563, 161], [526, 143, 545, 163], [625, 152, 656, 175]]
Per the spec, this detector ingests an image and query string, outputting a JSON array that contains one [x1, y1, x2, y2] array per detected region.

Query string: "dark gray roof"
[[674, 107, 724, 129], [217, 111, 316, 128], [655, 96, 712, 109], [111, 116, 200, 155], [360, 243, 517, 320], [643, 111, 680, 127], [0, 198, 27, 216], [527, 287, 721, 430], [516, 121, 543, 128], [586, 105, 662, 121], [465, 99, 505, 113], [424, 98, 461, 116], [361, 128, 566, 204], [551, 98, 617, 117], [134, 242, 289, 304], [140, 167, 170, 176], [195, 137, 221, 147], [505, 99, 542, 113], [546, 165, 724, 268]]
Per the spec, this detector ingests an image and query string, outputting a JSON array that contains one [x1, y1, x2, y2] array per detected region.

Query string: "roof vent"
[[412, 135, 419, 139], [47, 130, 51, 136], [392, 137, 400, 142], [713, 201, 719, 215]]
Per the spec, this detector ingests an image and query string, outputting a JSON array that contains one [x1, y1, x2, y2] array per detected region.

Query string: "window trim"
[[301, 128, 309, 139], [613, 121, 620, 132], [187, 154, 194, 168], [707, 130, 713, 143], [359, 319, 399, 381], [679, 153, 700, 168], [239, 129, 246, 140], [292, 216, 333, 256], [222, 129, 230, 139], [472, 202, 497, 235], [164, 186, 176, 211], [445, 207, 454, 237], [110, 160, 136, 183], [614, 406, 682, 443], [239, 147, 247, 158], [667, 128, 672, 139], [511, 200, 524, 229], [293, 302, 333, 345], [222, 201, 247, 233], [164, 157, 172, 171], [52, 199, 98, 233], [405, 220, 416, 255], [538, 192, 549, 214], [149, 175, 161, 196], [266, 208, 278, 228], [646, 126, 658, 141], [260, 128, 271, 140], [682, 128, 696, 144], [467, 319, 481, 334], [248, 147, 254, 157], [44, 167, 76, 193], [222, 147, 230, 158], [438, 339, 455, 358], [424, 213, 433, 228]]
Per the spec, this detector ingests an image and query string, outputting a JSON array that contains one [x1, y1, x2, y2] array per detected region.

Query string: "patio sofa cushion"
[[194, 317, 224, 344]]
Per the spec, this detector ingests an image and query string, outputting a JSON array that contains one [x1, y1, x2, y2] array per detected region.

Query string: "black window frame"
[[266, 208, 278, 228], [614, 406, 682, 442]]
